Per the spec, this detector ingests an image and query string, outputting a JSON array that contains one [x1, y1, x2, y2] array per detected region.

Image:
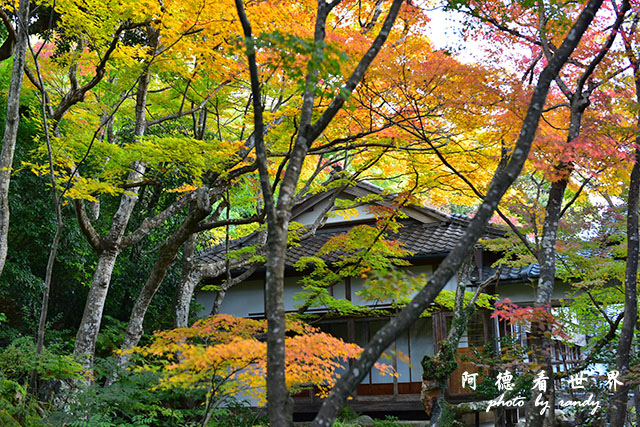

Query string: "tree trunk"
[[73, 249, 119, 368], [0, 0, 29, 276], [609, 144, 640, 426], [526, 178, 567, 427], [34, 39, 65, 357], [427, 260, 470, 425], [527, 89, 589, 427], [427, 261, 499, 426], [115, 191, 211, 369], [73, 171, 147, 370], [73, 41, 153, 367], [117, 244, 183, 358], [174, 234, 199, 328], [310, 2, 603, 424], [264, 222, 293, 425]]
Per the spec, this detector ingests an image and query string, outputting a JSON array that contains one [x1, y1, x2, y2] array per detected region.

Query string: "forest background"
[[0, 0, 639, 426]]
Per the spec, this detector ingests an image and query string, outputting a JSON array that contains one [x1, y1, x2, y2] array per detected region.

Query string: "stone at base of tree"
[[553, 409, 579, 427], [354, 415, 375, 426], [420, 379, 441, 416], [447, 400, 490, 415]]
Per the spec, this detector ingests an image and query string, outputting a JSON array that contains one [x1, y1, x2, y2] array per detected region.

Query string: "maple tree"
[[233, 0, 432, 423], [314, 1, 606, 424], [12, 0, 258, 372], [4, 0, 433, 382], [445, 1, 639, 424], [0, 0, 29, 277], [129, 314, 394, 425], [229, 0, 607, 425], [0, 0, 634, 425]]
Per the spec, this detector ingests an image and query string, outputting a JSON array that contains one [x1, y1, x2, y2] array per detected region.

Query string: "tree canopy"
[[0, 0, 639, 426]]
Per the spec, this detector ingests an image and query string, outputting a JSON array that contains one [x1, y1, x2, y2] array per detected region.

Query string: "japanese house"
[[194, 181, 583, 423]]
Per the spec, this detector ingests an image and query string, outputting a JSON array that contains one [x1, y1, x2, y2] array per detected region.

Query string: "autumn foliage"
[[128, 314, 394, 404], [491, 298, 568, 339]]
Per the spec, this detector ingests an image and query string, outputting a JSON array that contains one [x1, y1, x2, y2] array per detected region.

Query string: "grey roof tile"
[[195, 217, 507, 274], [471, 264, 540, 283]]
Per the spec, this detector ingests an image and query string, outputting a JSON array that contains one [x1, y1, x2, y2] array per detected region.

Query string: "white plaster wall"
[[495, 280, 575, 304], [333, 280, 346, 300], [320, 321, 349, 377], [369, 319, 393, 384], [351, 264, 444, 306], [353, 320, 371, 384], [395, 329, 411, 382], [350, 276, 376, 306], [283, 276, 301, 311], [195, 279, 264, 317], [443, 272, 458, 292], [350, 317, 434, 384], [294, 198, 375, 226], [410, 318, 433, 381], [283, 276, 348, 311]]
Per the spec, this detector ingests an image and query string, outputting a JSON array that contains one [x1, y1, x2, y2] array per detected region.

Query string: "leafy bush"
[[206, 401, 267, 427], [373, 416, 403, 427], [0, 378, 47, 426], [51, 357, 207, 427], [0, 337, 83, 384]]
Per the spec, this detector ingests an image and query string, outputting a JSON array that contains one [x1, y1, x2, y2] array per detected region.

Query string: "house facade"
[[194, 182, 580, 423]]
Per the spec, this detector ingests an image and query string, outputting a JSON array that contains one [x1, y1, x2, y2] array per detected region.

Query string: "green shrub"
[[207, 401, 267, 427], [50, 356, 206, 427], [372, 415, 403, 427], [0, 337, 83, 385], [0, 377, 47, 426]]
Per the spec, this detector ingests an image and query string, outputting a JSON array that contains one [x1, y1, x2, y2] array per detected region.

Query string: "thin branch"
[[422, 137, 539, 259], [555, 311, 624, 379], [234, 0, 275, 220], [308, 0, 404, 142], [121, 191, 197, 248], [585, 288, 614, 328], [575, 0, 630, 93], [146, 80, 231, 127], [0, 8, 17, 62], [312, 0, 605, 422], [559, 175, 592, 218], [74, 200, 102, 251], [195, 211, 265, 233], [52, 20, 152, 124]]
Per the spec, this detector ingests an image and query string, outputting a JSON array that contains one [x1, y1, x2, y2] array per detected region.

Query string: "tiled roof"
[[196, 233, 260, 265], [471, 264, 540, 284], [196, 217, 506, 272]]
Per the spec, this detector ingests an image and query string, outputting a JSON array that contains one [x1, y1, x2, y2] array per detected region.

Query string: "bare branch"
[[196, 211, 264, 233], [235, 0, 275, 220], [559, 175, 592, 218], [575, 0, 630, 94], [555, 311, 624, 379], [312, 0, 605, 423], [308, 0, 404, 142], [0, 8, 17, 62], [74, 200, 102, 251], [52, 20, 152, 124], [146, 80, 231, 127], [121, 190, 196, 248]]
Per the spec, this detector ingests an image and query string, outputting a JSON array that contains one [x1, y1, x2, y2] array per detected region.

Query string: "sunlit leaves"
[[492, 299, 569, 339], [128, 314, 394, 403]]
